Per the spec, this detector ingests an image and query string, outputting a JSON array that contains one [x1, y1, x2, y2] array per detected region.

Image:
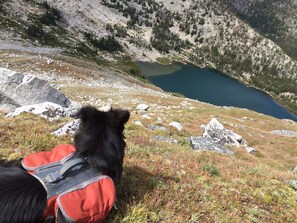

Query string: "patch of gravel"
[[270, 130, 297, 137], [0, 42, 62, 54]]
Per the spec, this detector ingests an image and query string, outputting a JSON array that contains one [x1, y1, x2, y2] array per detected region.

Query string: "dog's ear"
[[115, 109, 130, 125], [77, 106, 103, 124]]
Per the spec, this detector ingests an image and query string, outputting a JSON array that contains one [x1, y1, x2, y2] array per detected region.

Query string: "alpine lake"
[[137, 61, 297, 121]]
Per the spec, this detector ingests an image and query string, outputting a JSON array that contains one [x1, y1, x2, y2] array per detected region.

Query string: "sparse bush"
[[106, 24, 127, 37], [75, 42, 97, 57], [203, 164, 220, 176], [0, 0, 6, 12], [85, 33, 122, 52], [40, 1, 50, 9], [199, 18, 205, 25], [40, 12, 56, 25], [39, 7, 62, 26], [26, 24, 45, 38]]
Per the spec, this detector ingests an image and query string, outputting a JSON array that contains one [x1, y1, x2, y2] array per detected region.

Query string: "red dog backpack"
[[22, 144, 115, 223]]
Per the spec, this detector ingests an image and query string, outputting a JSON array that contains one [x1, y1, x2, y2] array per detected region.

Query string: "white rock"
[[169, 121, 183, 131], [142, 114, 151, 119], [98, 104, 112, 112], [68, 100, 82, 111], [47, 58, 53, 64], [53, 119, 80, 136], [137, 104, 149, 110], [270, 130, 297, 137], [134, 121, 143, 126], [5, 102, 76, 120], [244, 146, 256, 153]]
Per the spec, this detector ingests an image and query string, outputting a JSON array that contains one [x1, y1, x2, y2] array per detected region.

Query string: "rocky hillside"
[[223, 0, 297, 59], [0, 0, 297, 114], [0, 49, 297, 222]]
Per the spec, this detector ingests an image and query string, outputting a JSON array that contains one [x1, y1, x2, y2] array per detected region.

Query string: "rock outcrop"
[[190, 118, 256, 155], [202, 118, 256, 153], [202, 118, 245, 147], [6, 102, 76, 120], [190, 136, 234, 156], [0, 68, 71, 110], [53, 119, 80, 136]]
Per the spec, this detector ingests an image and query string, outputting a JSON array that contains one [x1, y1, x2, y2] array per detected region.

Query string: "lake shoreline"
[[137, 60, 297, 121]]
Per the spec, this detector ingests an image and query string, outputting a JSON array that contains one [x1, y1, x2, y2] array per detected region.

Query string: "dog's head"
[[73, 106, 130, 184]]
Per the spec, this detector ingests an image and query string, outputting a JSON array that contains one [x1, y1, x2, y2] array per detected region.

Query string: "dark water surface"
[[138, 62, 297, 121]]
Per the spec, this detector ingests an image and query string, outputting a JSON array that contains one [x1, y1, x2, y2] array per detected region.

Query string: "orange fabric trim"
[[59, 178, 115, 223], [23, 144, 76, 170], [42, 195, 58, 218]]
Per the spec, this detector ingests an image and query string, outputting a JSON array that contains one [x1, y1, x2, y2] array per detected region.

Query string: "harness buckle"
[[45, 172, 62, 183]]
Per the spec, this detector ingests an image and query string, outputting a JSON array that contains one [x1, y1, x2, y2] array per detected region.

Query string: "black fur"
[[0, 106, 129, 223], [74, 106, 130, 184]]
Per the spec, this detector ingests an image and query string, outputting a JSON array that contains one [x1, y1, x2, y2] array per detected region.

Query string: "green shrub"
[[203, 164, 220, 176], [85, 33, 122, 52], [26, 24, 45, 38], [39, 8, 61, 26], [40, 12, 56, 25]]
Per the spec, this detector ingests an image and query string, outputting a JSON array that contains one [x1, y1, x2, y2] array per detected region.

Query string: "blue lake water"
[[137, 62, 297, 121]]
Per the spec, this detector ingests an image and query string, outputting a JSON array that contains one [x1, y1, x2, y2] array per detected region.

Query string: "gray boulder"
[[153, 135, 178, 144], [287, 180, 297, 192], [202, 118, 256, 153], [203, 118, 245, 147], [6, 102, 76, 120], [148, 125, 168, 132], [0, 68, 71, 110], [0, 93, 19, 111], [190, 136, 234, 156]]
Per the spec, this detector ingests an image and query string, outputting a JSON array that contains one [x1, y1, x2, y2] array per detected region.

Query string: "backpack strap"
[[45, 158, 87, 183]]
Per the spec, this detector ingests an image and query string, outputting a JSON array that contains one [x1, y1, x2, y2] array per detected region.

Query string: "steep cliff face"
[[0, 0, 296, 113]]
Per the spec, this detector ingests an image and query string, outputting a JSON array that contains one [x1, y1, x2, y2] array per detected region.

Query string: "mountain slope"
[[0, 50, 297, 222], [0, 0, 296, 113], [223, 0, 297, 60]]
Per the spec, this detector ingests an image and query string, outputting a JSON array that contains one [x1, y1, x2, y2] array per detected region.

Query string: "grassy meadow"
[[0, 53, 296, 223]]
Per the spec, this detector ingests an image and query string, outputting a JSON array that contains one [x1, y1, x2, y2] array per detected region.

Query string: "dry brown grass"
[[0, 50, 297, 222]]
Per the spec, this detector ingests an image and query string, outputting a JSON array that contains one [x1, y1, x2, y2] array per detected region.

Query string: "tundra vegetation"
[[0, 54, 296, 222]]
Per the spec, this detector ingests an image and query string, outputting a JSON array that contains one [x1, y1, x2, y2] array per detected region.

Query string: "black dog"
[[0, 106, 130, 223]]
